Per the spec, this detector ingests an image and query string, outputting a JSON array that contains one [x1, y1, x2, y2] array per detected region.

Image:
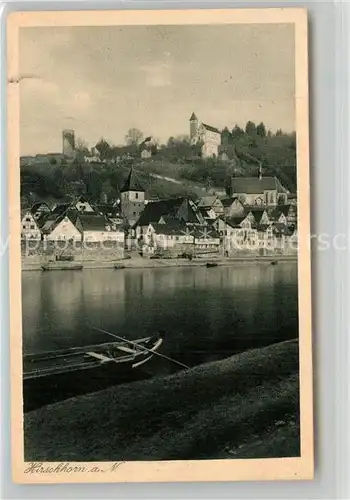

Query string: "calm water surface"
[[22, 263, 298, 366]]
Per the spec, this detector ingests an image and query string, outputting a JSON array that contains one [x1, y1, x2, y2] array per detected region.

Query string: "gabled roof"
[[150, 221, 187, 236], [41, 210, 80, 235], [79, 214, 107, 231], [121, 168, 145, 193], [186, 224, 220, 239], [135, 197, 204, 227], [229, 176, 287, 194], [197, 196, 218, 209], [30, 202, 51, 215], [51, 203, 72, 217], [221, 197, 239, 208], [136, 198, 186, 226], [225, 216, 248, 228], [202, 123, 221, 134]]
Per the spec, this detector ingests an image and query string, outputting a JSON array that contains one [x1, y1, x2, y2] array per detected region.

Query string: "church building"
[[120, 168, 146, 226], [189, 112, 222, 158]]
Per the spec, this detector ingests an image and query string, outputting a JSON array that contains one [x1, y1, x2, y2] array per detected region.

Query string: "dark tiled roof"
[[244, 207, 268, 224], [151, 221, 187, 236], [186, 224, 220, 239], [229, 176, 286, 194], [121, 168, 145, 193], [41, 211, 80, 235], [51, 204, 72, 217], [225, 216, 247, 228], [79, 214, 107, 231], [221, 197, 239, 208], [30, 202, 51, 215], [136, 198, 204, 227], [202, 123, 221, 134]]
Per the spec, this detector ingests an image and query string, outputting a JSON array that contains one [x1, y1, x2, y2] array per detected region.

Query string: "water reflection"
[[22, 263, 298, 361]]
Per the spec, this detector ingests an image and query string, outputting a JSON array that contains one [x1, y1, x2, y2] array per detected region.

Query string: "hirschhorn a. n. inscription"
[[7, 8, 313, 483]]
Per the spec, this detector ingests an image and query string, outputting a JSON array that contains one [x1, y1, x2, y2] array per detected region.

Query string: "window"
[[270, 192, 275, 204], [30, 224, 35, 229], [26, 217, 31, 222], [135, 193, 139, 200]]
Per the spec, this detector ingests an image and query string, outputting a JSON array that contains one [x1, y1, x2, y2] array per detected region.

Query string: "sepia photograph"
[[7, 9, 313, 483]]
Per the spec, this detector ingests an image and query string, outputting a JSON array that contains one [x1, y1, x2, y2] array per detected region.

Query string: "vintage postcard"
[[7, 8, 313, 483]]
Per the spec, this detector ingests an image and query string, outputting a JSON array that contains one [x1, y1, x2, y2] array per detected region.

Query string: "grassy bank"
[[24, 339, 300, 461], [22, 254, 297, 272]]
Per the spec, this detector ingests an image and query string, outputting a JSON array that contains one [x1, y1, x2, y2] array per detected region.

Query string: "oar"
[[90, 326, 190, 370]]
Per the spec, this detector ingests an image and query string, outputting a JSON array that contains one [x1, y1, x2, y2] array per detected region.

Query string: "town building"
[[196, 196, 224, 218], [134, 197, 205, 235], [189, 112, 221, 158], [21, 209, 42, 240], [120, 168, 146, 226], [41, 212, 82, 242], [227, 176, 288, 206], [74, 196, 95, 213], [79, 214, 124, 243], [221, 197, 245, 218]]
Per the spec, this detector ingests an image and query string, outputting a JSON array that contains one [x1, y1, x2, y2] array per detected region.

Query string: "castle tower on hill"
[[189, 112, 221, 158], [120, 167, 145, 226]]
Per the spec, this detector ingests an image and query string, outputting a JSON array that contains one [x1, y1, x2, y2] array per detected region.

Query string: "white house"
[[79, 214, 124, 243], [42, 214, 82, 242]]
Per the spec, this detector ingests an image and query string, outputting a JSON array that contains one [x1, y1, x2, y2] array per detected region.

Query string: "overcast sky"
[[19, 23, 295, 155]]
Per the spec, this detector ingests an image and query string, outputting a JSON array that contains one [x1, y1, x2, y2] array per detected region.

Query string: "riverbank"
[[22, 254, 297, 271], [24, 339, 300, 461]]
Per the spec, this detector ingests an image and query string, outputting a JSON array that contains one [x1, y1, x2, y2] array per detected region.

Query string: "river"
[[22, 262, 298, 368]]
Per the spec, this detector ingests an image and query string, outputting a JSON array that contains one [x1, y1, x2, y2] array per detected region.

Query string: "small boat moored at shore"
[[23, 334, 164, 411], [42, 263, 83, 271], [114, 263, 126, 270], [270, 260, 278, 266], [206, 262, 218, 268]]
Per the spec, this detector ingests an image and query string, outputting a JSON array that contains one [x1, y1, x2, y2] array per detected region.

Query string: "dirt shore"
[[22, 254, 297, 271], [24, 339, 300, 461]]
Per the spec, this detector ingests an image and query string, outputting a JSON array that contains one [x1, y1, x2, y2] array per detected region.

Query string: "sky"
[[19, 23, 295, 156]]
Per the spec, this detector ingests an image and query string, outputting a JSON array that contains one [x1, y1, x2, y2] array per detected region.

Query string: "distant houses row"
[[21, 197, 125, 243], [21, 169, 298, 256]]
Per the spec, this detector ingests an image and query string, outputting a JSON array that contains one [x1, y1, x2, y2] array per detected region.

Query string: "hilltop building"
[[62, 129, 75, 158], [189, 112, 221, 158], [120, 168, 146, 226]]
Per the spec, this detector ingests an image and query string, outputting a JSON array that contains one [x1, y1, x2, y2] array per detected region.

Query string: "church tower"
[[189, 112, 199, 141], [120, 167, 145, 226]]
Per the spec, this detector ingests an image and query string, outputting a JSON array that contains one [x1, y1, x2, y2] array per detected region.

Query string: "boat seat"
[[86, 352, 111, 363]]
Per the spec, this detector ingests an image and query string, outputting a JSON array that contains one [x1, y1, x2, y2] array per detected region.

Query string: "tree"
[[221, 127, 232, 145], [256, 122, 266, 138], [95, 138, 112, 161], [75, 137, 89, 155], [231, 125, 245, 138], [125, 128, 143, 146], [245, 121, 257, 136]]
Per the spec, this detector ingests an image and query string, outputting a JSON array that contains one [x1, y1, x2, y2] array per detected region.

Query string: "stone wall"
[[21, 240, 124, 263]]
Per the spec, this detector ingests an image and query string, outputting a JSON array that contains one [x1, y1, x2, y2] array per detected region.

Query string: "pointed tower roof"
[[189, 112, 198, 121], [121, 167, 145, 193]]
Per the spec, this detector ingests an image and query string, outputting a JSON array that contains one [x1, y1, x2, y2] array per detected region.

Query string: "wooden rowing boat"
[[206, 262, 218, 268], [42, 263, 83, 271], [23, 334, 163, 412]]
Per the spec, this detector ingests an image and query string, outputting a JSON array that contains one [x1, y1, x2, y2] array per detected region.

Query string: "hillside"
[[20, 128, 296, 206]]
